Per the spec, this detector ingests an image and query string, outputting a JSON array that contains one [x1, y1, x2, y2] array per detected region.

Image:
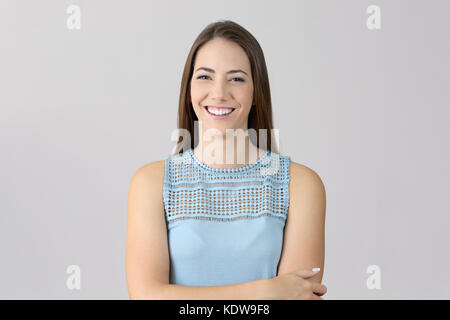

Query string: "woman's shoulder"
[[130, 159, 166, 188], [288, 160, 325, 193], [138, 159, 165, 174]]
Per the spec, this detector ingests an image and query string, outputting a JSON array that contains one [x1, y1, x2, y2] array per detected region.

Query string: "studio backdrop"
[[0, 0, 449, 299]]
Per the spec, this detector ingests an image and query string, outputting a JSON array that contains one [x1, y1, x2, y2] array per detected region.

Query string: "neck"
[[193, 127, 263, 169]]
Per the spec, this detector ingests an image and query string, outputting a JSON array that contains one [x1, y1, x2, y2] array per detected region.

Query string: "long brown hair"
[[175, 19, 278, 155]]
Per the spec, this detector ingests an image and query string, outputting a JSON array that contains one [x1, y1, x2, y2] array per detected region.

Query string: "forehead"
[[194, 38, 250, 71]]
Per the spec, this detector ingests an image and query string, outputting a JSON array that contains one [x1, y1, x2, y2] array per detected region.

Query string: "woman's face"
[[190, 38, 254, 135]]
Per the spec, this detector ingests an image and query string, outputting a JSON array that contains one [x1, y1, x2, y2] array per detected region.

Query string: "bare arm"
[[276, 161, 326, 285], [125, 160, 271, 300], [146, 279, 270, 300]]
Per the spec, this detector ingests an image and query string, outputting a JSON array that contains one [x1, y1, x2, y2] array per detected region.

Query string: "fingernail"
[[312, 267, 320, 272]]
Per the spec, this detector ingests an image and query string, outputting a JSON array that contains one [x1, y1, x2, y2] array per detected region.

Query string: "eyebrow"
[[195, 67, 248, 76]]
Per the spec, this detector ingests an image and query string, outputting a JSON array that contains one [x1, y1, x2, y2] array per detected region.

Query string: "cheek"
[[190, 84, 201, 107], [237, 82, 253, 100], [235, 88, 253, 108], [190, 81, 208, 94]]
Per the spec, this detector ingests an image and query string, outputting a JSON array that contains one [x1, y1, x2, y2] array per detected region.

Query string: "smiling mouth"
[[203, 106, 236, 117]]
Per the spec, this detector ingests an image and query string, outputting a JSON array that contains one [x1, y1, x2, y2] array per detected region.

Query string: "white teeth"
[[207, 107, 233, 115]]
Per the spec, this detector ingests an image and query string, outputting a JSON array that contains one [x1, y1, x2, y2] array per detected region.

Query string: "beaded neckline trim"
[[168, 211, 286, 227], [187, 148, 270, 173]]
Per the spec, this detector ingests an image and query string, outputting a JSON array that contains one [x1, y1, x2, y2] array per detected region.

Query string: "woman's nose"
[[210, 80, 228, 100]]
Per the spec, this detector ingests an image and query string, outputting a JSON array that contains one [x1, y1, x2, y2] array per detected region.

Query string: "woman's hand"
[[262, 269, 327, 300]]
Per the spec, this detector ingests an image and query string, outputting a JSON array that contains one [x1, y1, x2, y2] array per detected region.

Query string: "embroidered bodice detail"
[[163, 148, 291, 229]]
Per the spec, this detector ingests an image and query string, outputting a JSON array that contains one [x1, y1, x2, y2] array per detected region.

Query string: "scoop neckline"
[[187, 148, 270, 173]]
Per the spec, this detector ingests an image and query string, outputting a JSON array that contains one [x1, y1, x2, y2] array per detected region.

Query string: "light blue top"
[[163, 148, 291, 286]]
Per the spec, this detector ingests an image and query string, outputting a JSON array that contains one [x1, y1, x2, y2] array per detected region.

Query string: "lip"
[[203, 105, 236, 119]]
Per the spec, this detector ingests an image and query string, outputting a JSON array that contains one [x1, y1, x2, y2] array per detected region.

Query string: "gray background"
[[0, 0, 449, 299]]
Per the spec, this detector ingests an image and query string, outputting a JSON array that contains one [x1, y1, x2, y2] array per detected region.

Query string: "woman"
[[126, 20, 327, 300]]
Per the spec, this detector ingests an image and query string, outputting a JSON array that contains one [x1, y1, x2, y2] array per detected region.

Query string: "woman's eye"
[[196, 75, 244, 82]]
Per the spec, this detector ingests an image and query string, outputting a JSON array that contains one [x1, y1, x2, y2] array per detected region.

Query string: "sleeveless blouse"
[[163, 148, 291, 286]]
